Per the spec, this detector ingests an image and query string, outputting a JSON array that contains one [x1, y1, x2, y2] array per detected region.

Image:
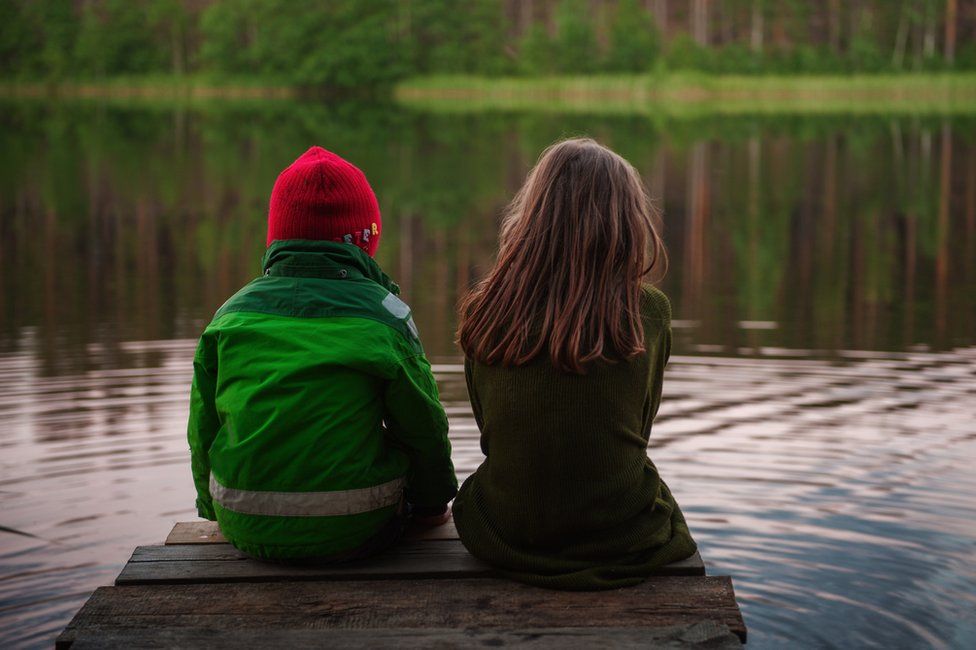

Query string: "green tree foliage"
[[199, 0, 253, 74], [666, 34, 713, 72], [74, 0, 163, 77], [0, 0, 36, 77], [606, 0, 661, 72], [848, 33, 887, 73], [148, 0, 192, 75], [24, 0, 78, 79], [1, 0, 973, 85], [708, 42, 762, 74], [284, 0, 404, 88], [409, 0, 510, 75], [552, 0, 598, 73], [200, 0, 405, 88], [519, 23, 555, 75]]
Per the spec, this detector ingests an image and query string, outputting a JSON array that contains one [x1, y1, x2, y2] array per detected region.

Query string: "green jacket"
[[187, 240, 457, 559]]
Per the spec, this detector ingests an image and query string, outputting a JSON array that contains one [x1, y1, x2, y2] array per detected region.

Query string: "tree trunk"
[[691, 0, 708, 46], [171, 17, 185, 76], [892, 1, 909, 69], [828, 0, 841, 54], [718, 0, 732, 45], [750, 0, 763, 53], [398, 1, 412, 44], [913, 18, 924, 69], [923, 9, 936, 59], [519, 0, 534, 34], [849, 0, 861, 50], [772, 1, 788, 48], [650, 0, 667, 32], [944, 0, 957, 65]]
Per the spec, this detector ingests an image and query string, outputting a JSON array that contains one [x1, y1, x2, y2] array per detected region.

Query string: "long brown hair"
[[457, 138, 667, 374]]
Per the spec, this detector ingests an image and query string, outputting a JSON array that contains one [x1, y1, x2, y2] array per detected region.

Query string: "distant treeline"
[[1, 0, 973, 88]]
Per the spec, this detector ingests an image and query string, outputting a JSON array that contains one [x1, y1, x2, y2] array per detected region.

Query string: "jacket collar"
[[262, 239, 400, 295]]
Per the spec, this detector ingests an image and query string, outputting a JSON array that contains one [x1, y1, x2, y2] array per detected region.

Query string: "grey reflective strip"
[[210, 474, 405, 517], [382, 292, 411, 319], [406, 316, 420, 338], [382, 292, 420, 340]]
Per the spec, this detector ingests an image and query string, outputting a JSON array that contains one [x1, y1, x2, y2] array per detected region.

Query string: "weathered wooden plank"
[[63, 621, 741, 649], [165, 521, 226, 544], [134, 540, 706, 571], [165, 519, 460, 544], [57, 577, 746, 647], [117, 541, 705, 584], [405, 519, 459, 541], [118, 540, 489, 584]]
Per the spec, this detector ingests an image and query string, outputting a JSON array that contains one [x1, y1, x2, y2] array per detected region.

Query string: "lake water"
[[1, 100, 975, 648]]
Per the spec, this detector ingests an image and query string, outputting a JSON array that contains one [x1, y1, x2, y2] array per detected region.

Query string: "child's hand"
[[411, 503, 451, 526]]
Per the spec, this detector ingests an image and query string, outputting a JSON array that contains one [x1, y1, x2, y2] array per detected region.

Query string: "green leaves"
[[2, 1, 973, 85], [607, 0, 661, 73]]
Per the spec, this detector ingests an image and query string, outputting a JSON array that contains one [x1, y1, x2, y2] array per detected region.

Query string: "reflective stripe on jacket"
[[187, 239, 457, 559]]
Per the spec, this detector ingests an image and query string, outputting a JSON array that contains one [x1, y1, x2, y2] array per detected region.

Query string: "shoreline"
[[2, 73, 975, 114], [396, 73, 976, 114], [0, 77, 297, 101]]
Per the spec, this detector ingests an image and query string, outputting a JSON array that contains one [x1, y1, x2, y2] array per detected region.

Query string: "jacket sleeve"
[[384, 353, 458, 508], [187, 333, 219, 521]]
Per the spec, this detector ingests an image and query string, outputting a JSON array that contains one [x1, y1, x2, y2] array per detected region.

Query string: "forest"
[[1, 0, 973, 89]]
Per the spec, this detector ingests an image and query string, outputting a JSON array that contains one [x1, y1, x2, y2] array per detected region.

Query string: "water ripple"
[[1, 340, 975, 648]]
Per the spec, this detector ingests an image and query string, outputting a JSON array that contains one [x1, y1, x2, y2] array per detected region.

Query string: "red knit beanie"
[[266, 146, 381, 256]]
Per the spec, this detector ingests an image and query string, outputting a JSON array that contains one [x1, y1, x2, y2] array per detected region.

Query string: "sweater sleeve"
[[187, 333, 219, 521], [641, 285, 673, 424], [384, 353, 458, 507], [464, 358, 489, 456]]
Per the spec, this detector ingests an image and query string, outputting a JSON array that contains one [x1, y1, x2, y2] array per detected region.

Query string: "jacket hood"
[[262, 239, 399, 295]]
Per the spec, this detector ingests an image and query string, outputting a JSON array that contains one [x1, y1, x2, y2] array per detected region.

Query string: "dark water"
[[1, 100, 975, 648]]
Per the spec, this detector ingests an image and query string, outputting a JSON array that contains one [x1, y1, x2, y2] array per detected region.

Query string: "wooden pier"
[[57, 519, 746, 648]]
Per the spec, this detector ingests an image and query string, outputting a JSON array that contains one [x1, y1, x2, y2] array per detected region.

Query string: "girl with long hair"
[[452, 138, 697, 590]]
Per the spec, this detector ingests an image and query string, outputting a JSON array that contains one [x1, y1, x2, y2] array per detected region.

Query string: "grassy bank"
[[0, 75, 297, 101], [3, 73, 976, 115], [396, 73, 976, 115]]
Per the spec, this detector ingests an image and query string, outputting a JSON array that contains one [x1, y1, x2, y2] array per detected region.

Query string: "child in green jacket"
[[187, 147, 457, 560]]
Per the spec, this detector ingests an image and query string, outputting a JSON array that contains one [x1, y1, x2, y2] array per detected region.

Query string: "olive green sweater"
[[453, 286, 697, 590]]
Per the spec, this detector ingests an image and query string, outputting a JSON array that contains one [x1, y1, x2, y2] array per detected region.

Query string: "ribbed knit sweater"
[[452, 286, 697, 590]]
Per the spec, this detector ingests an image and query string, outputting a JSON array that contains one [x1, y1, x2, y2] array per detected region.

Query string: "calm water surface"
[[1, 101, 975, 648]]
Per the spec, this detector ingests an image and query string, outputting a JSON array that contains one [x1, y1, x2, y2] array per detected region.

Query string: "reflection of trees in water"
[[682, 140, 708, 333], [967, 146, 976, 295], [936, 121, 951, 341], [0, 102, 974, 372]]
